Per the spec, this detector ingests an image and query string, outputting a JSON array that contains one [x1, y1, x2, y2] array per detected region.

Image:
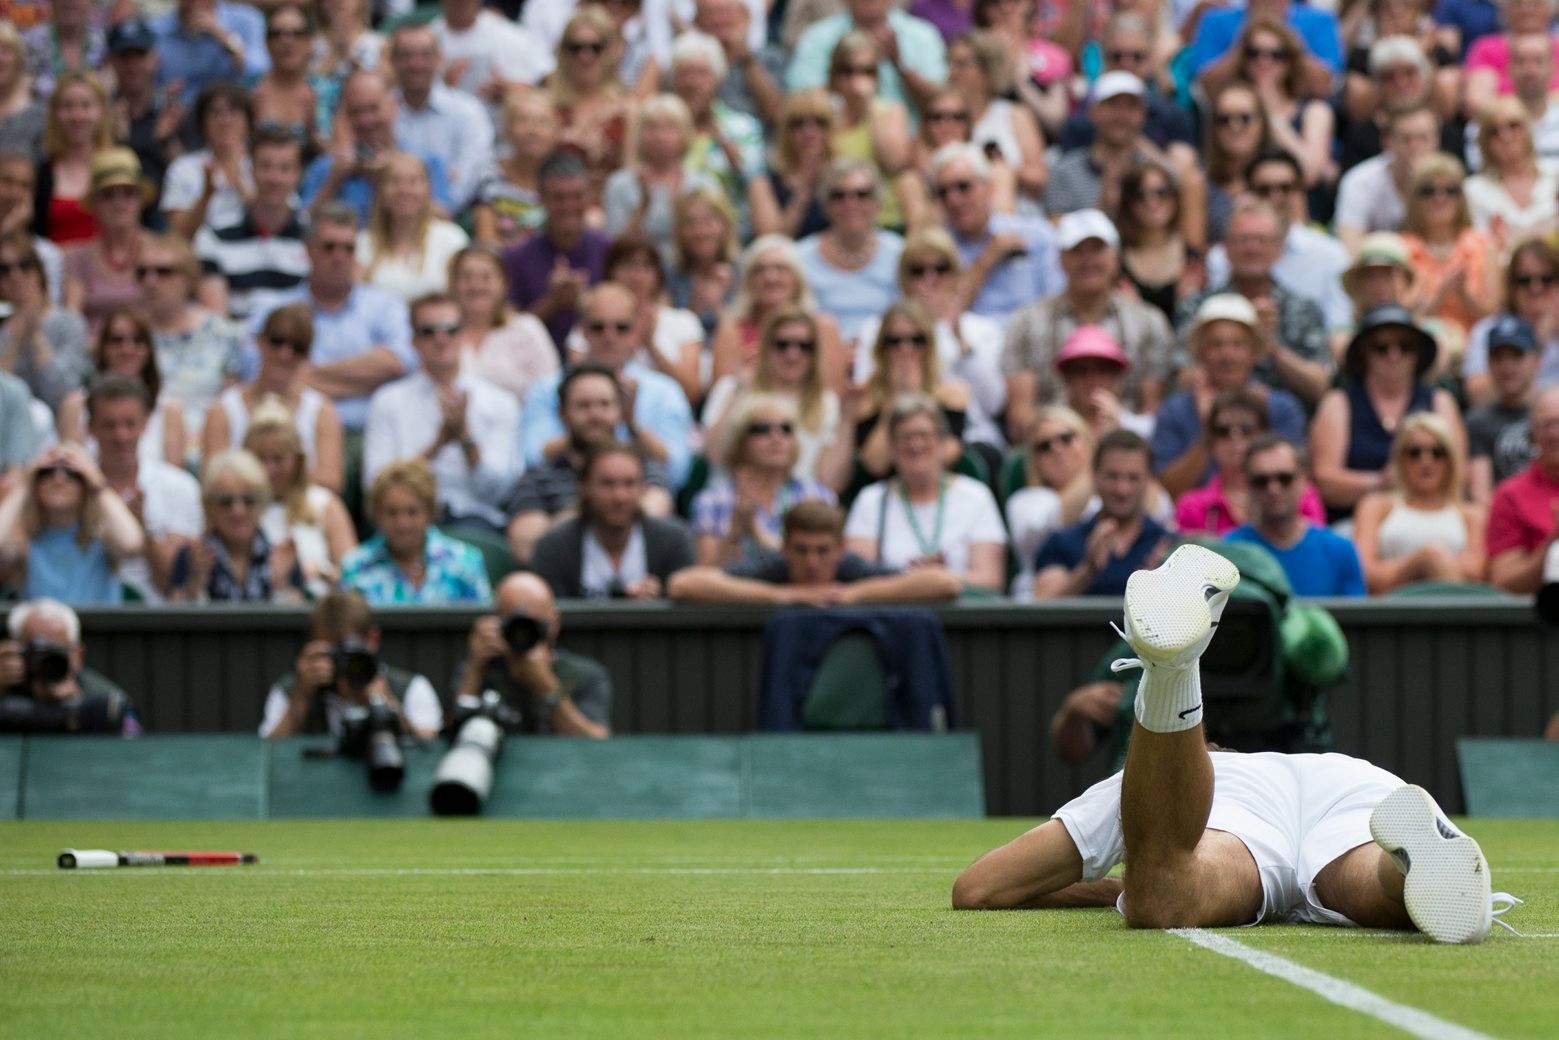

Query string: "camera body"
[[330, 640, 380, 689], [337, 696, 405, 792], [429, 690, 526, 815], [500, 612, 545, 656], [23, 640, 71, 686]]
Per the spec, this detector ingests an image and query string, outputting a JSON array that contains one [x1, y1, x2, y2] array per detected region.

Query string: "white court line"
[[1171, 928, 1497, 1040]]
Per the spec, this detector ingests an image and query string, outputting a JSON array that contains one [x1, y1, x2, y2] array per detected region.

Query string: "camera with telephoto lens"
[[501, 612, 545, 655], [1536, 542, 1559, 626], [429, 690, 525, 815], [23, 640, 71, 685], [337, 695, 405, 792], [330, 640, 380, 688]]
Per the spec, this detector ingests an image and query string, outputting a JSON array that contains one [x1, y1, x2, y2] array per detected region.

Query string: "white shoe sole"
[[1370, 784, 1492, 944], [1122, 545, 1241, 666]]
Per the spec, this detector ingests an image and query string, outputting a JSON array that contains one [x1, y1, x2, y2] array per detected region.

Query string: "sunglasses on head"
[[565, 39, 606, 56], [587, 320, 633, 335], [415, 321, 462, 338], [907, 260, 954, 278], [212, 493, 262, 509], [747, 420, 794, 437], [885, 333, 929, 349], [1249, 470, 1297, 490], [828, 186, 875, 203], [1405, 443, 1448, 461], [1032, 430, 1077, 454], [1216, 111, 1257, 128], [933, 179, 975, 201], [772, 336, 816, 355], [135, 264, 179, 280]]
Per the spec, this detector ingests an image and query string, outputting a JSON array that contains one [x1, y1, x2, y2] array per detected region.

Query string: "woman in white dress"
[[201, 302, 344, 492], [243, 398, 357, 601], [356, 151, 470, 301]]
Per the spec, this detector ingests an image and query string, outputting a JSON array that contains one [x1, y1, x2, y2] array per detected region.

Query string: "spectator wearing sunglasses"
[[239, 203, 416, 435], [0, 230, 88, 416], [0, 444, 144, 606], [786, 0, 947, 113], [849, 301, 969, 484], [202, 303, 344, 493], [690, 394, 837, 565], [363, 293, 520, 537], [1353, 412, 1485, 594], [1225, 435, 1366, 597], [170, 449, 307, 603], [1309, 305, 1466, 524], [1057, 15, 1197, 164], [1399, 153, 1498, 348], [194, 127, 311, 322], [1186, 0, 1343, 101], [1466, 314, 1542, 507], [1175, 388, 1326, 538], [1463, 239, 1559, 408], [521, 282, 694, 488]]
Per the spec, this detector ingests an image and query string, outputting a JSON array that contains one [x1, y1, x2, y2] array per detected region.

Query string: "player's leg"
[[1115, 545, 1262, 928], [1310, 843, 1413, 930], [953, 819, 1122, 910]]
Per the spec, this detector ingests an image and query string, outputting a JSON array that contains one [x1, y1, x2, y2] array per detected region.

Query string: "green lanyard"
[[897, 476, 948, 558]]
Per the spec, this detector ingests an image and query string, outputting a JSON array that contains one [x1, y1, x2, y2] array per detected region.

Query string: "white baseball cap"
[[1056, 209, 1120, 251], [1189, 293, 1259, 342], [1092, 70, 1146, 105]]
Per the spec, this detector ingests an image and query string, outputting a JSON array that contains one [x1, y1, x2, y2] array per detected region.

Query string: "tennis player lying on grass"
[[953, 545, 1519, 944]]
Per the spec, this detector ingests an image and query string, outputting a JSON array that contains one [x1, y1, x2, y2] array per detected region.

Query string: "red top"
[[1486, 461, 1559, 557], [47, 195, 98, 246]]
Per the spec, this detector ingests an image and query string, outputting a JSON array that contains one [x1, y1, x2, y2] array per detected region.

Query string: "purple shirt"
[[908, 0, 973, 43], [502, 228, 610, 353]]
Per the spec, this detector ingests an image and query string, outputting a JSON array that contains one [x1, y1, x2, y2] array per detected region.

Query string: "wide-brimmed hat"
[[1055, 325, 1130, 371], [1341, 232, 1414, 297], [1343, 304, 1438, 379], [83, 148, 153, 210]]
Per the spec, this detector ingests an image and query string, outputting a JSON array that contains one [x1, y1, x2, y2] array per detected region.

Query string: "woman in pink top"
[[1176, 388, 1326, 536]]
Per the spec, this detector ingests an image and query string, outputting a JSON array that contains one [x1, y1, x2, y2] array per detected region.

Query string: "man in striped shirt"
[[195, 126, 309, 320]]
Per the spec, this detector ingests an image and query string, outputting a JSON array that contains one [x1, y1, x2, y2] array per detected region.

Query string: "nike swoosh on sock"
[[1178, 705, 1202, 720]]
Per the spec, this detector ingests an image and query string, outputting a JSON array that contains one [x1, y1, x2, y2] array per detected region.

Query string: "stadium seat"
[[801, 633, 890, 730], [998, 449, 1028, 504], [436, 524, 519, 589], [676, 453, 712, 518], [1386, 581, 1514, 599]]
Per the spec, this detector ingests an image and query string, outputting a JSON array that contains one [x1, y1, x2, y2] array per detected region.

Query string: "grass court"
[[2, 817, 1556, 1038]]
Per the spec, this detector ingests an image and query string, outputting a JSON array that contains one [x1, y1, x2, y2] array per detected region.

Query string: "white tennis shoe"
[[1119, 544, 1242, 670], [1370, 784, 1495, 944]]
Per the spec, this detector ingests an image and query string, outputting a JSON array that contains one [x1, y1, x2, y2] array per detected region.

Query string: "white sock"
[[1129, 660, 1204, 733]]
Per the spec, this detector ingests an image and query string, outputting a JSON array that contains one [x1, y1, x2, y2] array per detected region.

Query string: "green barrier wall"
[[1457, 739, 1559, 818], [67, 599, 1559, 815], [3, 734, 984, 820]]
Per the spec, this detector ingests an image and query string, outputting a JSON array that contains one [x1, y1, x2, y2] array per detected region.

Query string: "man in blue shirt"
[[1032, 429, 1172, 598], [931, 142, 1063, 327], [240, 203, 417, 433], [1153, 293, 1308, 498], [521, 283, 694, 489], [1188, 0, 1343, 98], [1433, 0, 1501, 58], [152, 0, 269, 106], [1225, 435, 1366, 597], [300, 70, 454, 225]]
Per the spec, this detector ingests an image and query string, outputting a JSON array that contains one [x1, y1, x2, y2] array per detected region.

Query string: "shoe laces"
[[1490, 893, 1525, 937], [1108, 622, 1143, 676]]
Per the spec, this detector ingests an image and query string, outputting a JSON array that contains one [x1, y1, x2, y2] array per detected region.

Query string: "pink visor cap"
[[1055, 325, 1130, 371]]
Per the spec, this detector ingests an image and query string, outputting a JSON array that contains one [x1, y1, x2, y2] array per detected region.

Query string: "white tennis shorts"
[[1052, 751, 1404, 926]]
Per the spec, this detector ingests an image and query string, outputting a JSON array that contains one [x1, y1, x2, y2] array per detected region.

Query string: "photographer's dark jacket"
[[462, 649, 613, 736], [0, 669, 140, 736], [259, 664, 442, 738]]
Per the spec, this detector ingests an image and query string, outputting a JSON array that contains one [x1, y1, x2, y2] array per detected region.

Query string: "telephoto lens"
[[501, 612, 544, 655], [364, 698, 405, 792], [23, 641, 71, 684], [1537, 543, 1559, 626], [430, 691, 513, 815]]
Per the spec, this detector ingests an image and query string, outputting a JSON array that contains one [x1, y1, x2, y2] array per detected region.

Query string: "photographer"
[[0, 599, 140, 736], [259, 591, 443, 740], [454, 572, 610, 738]]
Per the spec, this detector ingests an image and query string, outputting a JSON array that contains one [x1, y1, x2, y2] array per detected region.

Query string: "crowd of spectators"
[[5, 0, 1559, 630]]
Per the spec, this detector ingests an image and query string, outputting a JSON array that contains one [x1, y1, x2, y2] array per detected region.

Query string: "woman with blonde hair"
[[1203, 81, 1271, 244], [0, 22, 42, 155], [35, 72, 114, 244], [170, 449, 307, 603], [1464, 97, 1558, 250], [1401, 152, 1498, 342], [825, 31, 914, 233], [448, 245, 559, 403], [0, 442, 143, 605], [603, 93, 716, 264], [945, 30, 1047, 206], [748, 89, 835, 240], [339, 457, 492, 605], [357, 151, 469, 300], [1352, 412, 1485, 594], [202, 302, 344, 491], [709, 233, 846, 389], [243, 398, 357, 600], [471, 88, 560, 248], [548, 5, 635, 198], [850, 301, 970, 482], [1005, 406, 1093, 597], [1227, 16, 1335, 190], [910, 88, 1017, 215], [703, 305, 852, 489], [690, 392, 838, 565], [668, 185, 741, 337]]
